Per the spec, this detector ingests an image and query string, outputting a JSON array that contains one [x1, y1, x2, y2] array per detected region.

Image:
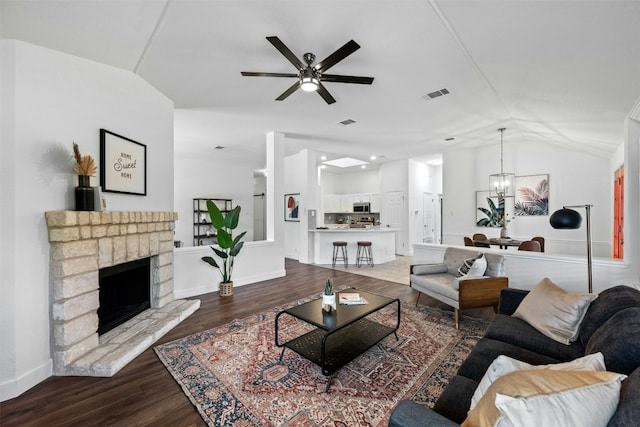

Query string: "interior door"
[[422, 192, 435, 243], [613, 166, 624, 259], [385, 191, 404, 254]]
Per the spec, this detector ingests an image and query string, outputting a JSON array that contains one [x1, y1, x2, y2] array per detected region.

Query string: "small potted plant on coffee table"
[[322, 278, 336, 312]]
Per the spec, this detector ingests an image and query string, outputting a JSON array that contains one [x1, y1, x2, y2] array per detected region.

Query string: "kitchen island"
[[309, 227, 398, 266]]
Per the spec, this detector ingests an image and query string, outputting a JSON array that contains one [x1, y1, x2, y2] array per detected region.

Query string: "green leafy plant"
[[324, 278, 334, 295], [201, 200, 246, 283], [476, 197, 505, 227]]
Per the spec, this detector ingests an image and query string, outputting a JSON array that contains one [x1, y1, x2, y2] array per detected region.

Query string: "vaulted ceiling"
[[2, 0, 639, 170]]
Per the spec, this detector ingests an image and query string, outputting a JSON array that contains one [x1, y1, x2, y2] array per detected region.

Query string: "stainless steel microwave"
[[353, 202, 371, 213]]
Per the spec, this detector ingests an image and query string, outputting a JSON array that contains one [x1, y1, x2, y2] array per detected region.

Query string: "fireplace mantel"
[[45, 210, 199, 376]]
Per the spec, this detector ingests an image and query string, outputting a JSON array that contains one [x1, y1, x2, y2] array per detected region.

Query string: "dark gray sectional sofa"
[[389, 285, 640, 427]]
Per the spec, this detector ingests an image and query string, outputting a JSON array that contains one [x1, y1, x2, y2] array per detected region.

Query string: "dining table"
[[474, 238, 524, 249]]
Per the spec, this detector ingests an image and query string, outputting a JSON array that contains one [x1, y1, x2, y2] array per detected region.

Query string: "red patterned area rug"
[[154, 295, 488, 427]]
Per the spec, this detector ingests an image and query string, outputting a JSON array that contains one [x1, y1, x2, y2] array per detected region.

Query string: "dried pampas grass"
[[72, 143, 97, 176]]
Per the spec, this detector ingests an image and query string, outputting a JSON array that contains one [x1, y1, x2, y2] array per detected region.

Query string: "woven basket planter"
[[219, 281, 234, 297]]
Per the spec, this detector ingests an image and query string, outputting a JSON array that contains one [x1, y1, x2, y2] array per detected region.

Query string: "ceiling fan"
[[241, 36, 374, 104]]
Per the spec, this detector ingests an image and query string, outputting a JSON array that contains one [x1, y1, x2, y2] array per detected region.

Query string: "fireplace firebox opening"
[[98, 257, 151, 335]]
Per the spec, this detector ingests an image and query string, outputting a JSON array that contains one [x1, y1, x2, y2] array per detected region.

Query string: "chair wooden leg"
[[415, 292, 422, 306], [454, 309, 460, 329]]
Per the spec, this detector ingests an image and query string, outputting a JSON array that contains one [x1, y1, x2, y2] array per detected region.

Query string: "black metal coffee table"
[[275, 289, 400, 391]]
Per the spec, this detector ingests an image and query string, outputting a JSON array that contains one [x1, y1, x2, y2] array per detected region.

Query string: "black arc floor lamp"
[[549, 205, 593, 293]]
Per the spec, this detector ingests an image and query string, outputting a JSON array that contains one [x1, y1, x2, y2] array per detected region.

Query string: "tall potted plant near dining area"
[[201, 200, 246, 296]]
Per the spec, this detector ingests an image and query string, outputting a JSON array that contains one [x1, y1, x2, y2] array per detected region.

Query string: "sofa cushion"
[[513, 277, 597, 344], [457, 254, 486, 277], [462, 370, 625, 427], [412, 263, 448, 275], [410, 273, 459, 301], [457, 338, 563, 382], [484, 314, 585, 362], [484, 252, 505, 277], [586, 307, 640, 375], [579, 285, 640, 347], [607, 367, 640, 427], [432, 374, 479, 424], [443, 247, 480, 276], [470, 352, 606, 410]]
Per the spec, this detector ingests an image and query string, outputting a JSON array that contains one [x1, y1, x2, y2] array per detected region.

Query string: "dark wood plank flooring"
[[0, 259, 491, 426]]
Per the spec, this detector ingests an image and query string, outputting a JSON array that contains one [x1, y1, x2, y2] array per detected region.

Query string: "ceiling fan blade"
[[241, 71, 298, 78], [321, 74, 374, 84], [316, 83, 336, 105], [275, 81, 301, 101], [266, 36, 306, 70], [314, 40, 360, 73]]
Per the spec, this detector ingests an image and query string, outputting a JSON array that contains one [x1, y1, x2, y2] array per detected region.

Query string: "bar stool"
[[332, 241, 348, 268], [356, 241, 373, 267]]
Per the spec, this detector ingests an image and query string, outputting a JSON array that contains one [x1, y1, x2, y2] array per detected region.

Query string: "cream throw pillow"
[[469, 352, 606, 410], [513, 277, 597, 344], [462, 370, 626, 427]]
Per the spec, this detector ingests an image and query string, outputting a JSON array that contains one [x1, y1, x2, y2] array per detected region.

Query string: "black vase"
[[75, 175, 95, 211]]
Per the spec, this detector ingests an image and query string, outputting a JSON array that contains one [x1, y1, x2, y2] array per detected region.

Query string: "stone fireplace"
[[45, 210, 199, 376]]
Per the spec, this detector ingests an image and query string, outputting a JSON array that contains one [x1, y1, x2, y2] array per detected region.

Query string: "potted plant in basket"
[[200, 200, 246, 297]]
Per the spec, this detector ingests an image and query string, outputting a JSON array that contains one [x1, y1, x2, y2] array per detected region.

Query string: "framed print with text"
[[100, 129, 147, 195]]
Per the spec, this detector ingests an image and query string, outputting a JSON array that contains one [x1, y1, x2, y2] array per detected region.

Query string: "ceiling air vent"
[[422, 88, 450, 101], [339, 119, 356, 126], [445, 137, 455, 141]]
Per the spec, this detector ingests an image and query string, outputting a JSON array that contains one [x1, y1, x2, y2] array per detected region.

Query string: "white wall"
[[320, 168, 380, 195], [0, 40, 174, 401], [173, 153, 255, 246], [443, 140, 613, 257]]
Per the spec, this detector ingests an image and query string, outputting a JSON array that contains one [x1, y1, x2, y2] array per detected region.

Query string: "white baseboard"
[[0, 358, 52, 402]]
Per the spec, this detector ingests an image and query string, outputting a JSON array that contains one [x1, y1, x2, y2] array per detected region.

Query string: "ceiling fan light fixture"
[[300, 68, 319, 92]]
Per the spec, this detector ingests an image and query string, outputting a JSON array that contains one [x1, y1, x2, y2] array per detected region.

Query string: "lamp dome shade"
[[550, 208, 582, 229]]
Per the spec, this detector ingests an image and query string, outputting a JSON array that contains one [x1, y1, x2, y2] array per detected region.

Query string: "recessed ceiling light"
[[322, 157, 368, 168], [361, 165, 366, 169], [321, 155, 327, 161], [370, 155, 377, 160]]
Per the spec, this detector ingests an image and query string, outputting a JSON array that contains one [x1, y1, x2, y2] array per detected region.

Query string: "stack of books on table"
[[339, 292, 368, 305]]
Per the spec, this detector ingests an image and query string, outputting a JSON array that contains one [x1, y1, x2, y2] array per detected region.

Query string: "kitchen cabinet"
[[352, 193, 370, 203], [193, 198, 232, 246], [323, 194, 341, 213], [340, 194, 354, 212], [370, 193, 381, 212]]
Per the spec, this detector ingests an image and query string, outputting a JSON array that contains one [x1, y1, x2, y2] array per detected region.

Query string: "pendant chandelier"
[[489, 128, 515, 198]]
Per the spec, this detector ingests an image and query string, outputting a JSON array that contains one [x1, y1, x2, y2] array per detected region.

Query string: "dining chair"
[[472, 233, 490, 248], [518, 240, 542, 252], [463, 236, 474, 246], [531, 236, 545, 252]]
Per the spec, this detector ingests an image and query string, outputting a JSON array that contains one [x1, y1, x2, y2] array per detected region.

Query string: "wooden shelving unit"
[[193, 198, 232, 246]]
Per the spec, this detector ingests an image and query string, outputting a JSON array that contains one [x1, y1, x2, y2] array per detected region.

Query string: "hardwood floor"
[[0, 259, 488, 426]]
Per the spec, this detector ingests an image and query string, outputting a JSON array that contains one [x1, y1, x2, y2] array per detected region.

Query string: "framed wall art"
[[285, 193, 300, 222], [515, 174, 549, 216], [476, 191, 514, 227], [100, 129, 147, 195]]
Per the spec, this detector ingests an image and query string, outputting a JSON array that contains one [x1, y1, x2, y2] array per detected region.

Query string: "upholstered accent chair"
[[410, 247, 509, 328], [518, 240, 542, 252], [472, 233, 491, 248], [531, 236, 545, 252]]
